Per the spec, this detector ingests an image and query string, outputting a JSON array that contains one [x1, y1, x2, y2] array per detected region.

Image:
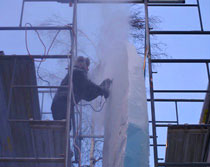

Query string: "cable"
[[25, 23, 61, 58], [38, 29, 61, 98], [71, 91, 106, 167], [78, 97, 107, 113], [25, 23, 63, 98], [25, 23, 47, 62], [37, 61, 53, 98], [46, 30, 61, 55], [77, 29, 97, 49]]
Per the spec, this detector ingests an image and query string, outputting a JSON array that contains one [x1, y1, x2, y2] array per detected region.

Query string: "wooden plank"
[[165, 126, 208, 165], [0, 57, 67, 167], [0, 57, 40, 167]]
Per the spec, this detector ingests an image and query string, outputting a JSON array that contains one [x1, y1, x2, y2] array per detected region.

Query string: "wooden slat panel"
[[0, 57, 40, 167], [166, 126, 208, 165], [0, 57, 67, 167]]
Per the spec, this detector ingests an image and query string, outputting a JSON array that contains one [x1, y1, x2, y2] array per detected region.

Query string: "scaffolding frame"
[[0, 0, 77, 167], [0, 0, 210, 167], [144, 0, 210, 167]]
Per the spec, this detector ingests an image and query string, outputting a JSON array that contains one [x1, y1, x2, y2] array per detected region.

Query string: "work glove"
[[100, 79, 112, 90], [100, 79, 112, 99]]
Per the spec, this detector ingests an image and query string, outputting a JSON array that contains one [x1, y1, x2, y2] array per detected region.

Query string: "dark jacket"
[[51, 67, 104, 120]]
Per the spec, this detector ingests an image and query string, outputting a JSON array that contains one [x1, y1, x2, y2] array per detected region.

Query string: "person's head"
[[74, 56, 90, 71]]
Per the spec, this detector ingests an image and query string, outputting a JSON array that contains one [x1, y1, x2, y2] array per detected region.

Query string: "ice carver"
[[51, 56, 112, 120]]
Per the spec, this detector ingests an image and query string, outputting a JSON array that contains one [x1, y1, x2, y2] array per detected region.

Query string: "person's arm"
[[73, 70, 107, 102], [83, 79, 105, 101]]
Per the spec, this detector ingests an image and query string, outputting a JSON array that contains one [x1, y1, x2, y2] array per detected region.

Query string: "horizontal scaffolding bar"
[[151, 59, 210, 63], [23, 0, 185, 4], [24, 0, 144, 3], [150, 135, 157, 138], [0, 26, 71, 31], [153, 90, 210, 93], [12, 85, 68, 88], [148, 4, 197, 7], [149, 121, 178, 123], [74, 135, 104, 139], [158, 162, 210, 166], [1, 55, 71, 59], [81, 0, 185, 3], [150, 144, 166, 146], [156, 124, 177, 127], [0, 157, 64, 163], [39, 90, 57, 93], [147, 98, 204, 102], [156, 124, 210, 127], [150, 31, 210, 35]]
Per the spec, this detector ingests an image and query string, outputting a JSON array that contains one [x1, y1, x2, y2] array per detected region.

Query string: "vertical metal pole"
[[72, 109, 79, 162], [206, 63, 210, 82], [144, 1, 158, 167], [64, 39, 73, 167], [65, 0, 78, 167], [64, 37, 73, 167], [197, 0, 204, 31], [79, 104, 82, 155], [31, 129, 37, 167], [41, 93, 45, 119], [7, 59, 17, 118], [175, 101, 179, 125], [19, 0, 25, 27], [144, 28, 147, 78], [74, 3, 78, 58]]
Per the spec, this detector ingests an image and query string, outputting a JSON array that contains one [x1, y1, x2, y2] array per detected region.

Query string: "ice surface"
[[124, 43, 149, 167], [93, 5, 149, 167], [78, 4, 149, 167]]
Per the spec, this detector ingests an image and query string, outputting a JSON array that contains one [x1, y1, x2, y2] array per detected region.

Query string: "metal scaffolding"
[[0, 0, 210, 167], [144, 0, 210, 167], [0, 0, 77, 167]]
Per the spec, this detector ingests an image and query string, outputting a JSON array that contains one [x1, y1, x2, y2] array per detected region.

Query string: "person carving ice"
[[51, 56, 112, 120]]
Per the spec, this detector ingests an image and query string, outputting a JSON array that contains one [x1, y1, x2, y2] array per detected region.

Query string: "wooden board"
[[0, 57, 66, 167], [165, 125, 208, 164]]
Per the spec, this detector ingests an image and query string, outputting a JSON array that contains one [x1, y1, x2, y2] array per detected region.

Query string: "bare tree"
[[129, 5, 167, 59]]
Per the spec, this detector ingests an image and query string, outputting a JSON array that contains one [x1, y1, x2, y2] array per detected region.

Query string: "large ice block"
[[124, 43, 149, 167], [79, 4, 149, 166], [100, 43, 149, 167]]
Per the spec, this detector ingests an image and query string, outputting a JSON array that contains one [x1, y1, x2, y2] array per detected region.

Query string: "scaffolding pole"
[[144, 0, 158, 167], [64, 0, 78, 166]]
